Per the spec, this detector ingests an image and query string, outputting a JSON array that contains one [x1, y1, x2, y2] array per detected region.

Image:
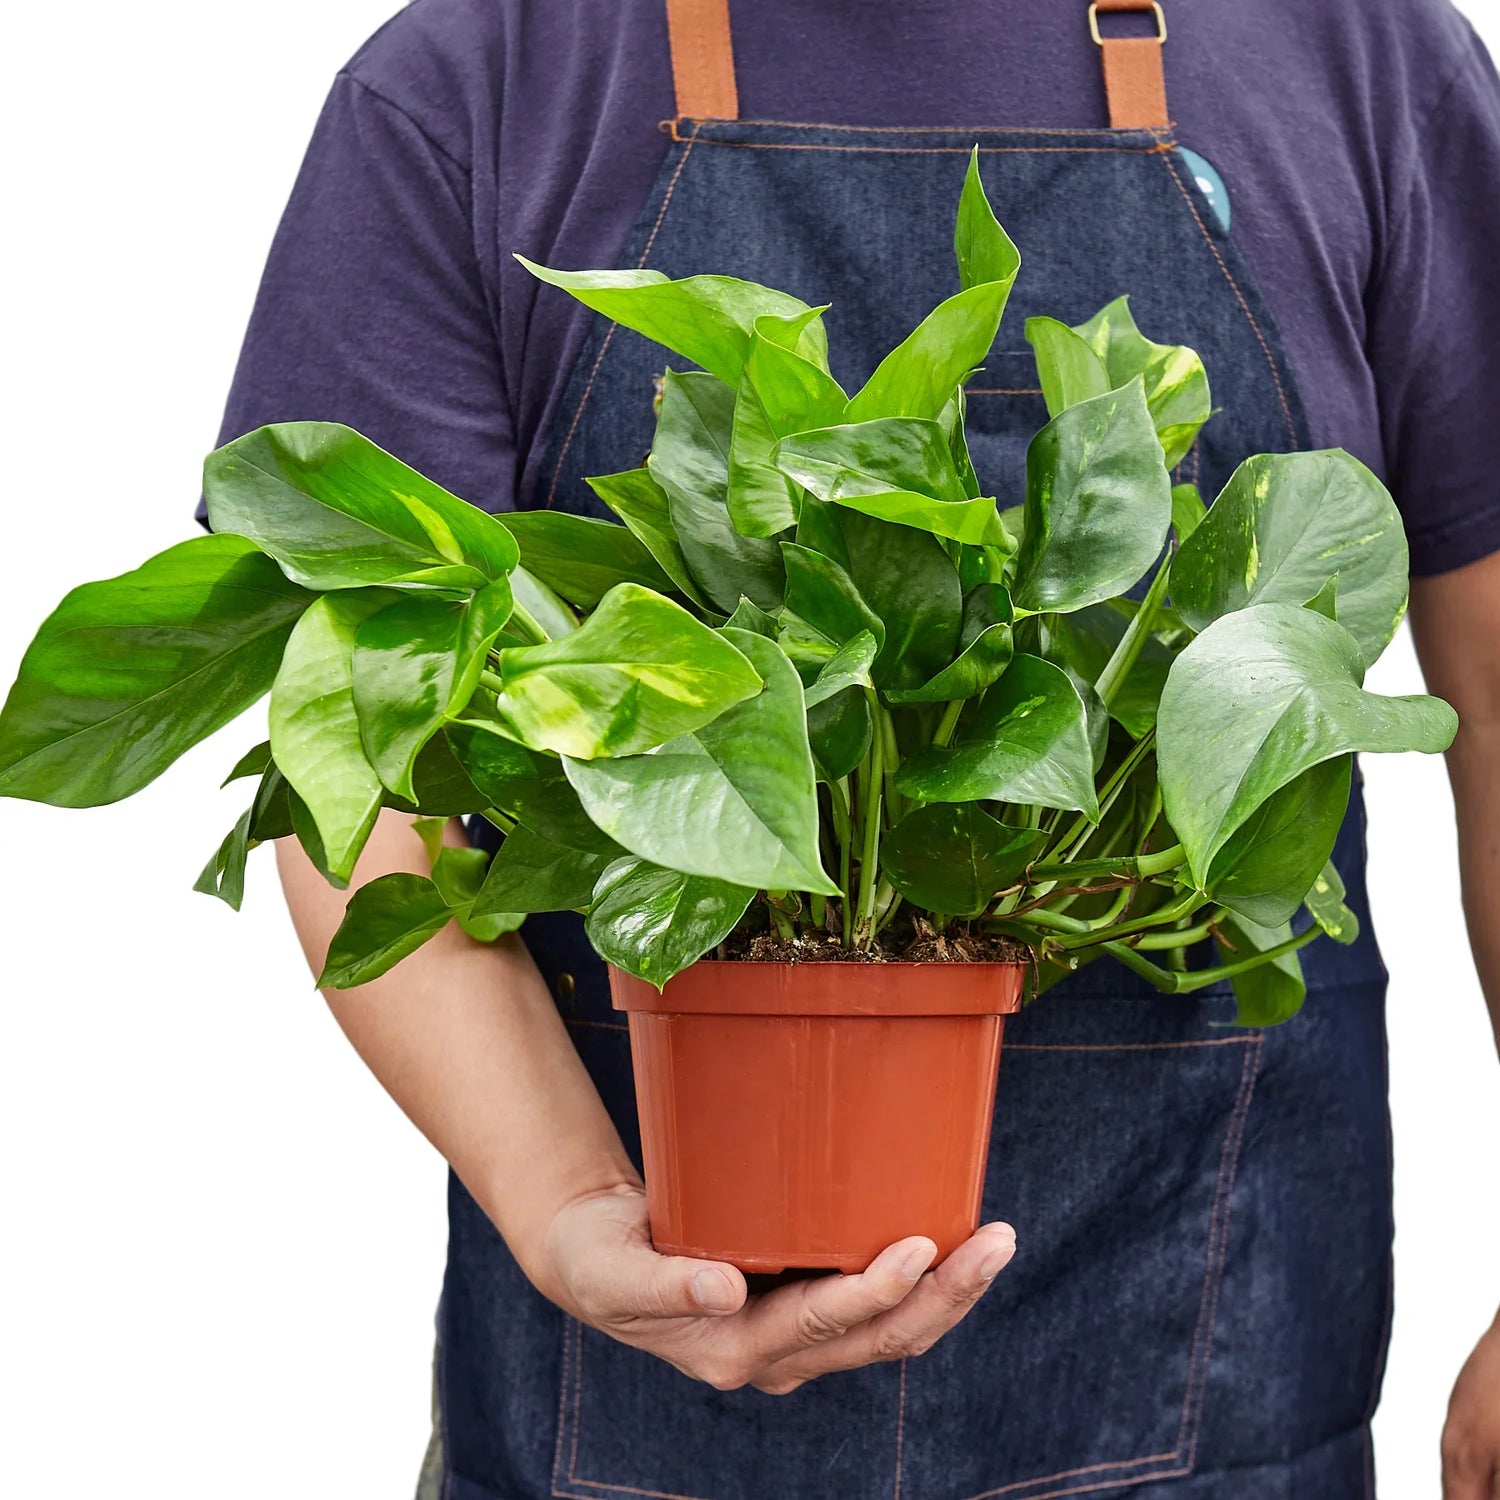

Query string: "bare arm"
[[275, 812, 1016, 1393], [1408, 551, 1500, 1499]]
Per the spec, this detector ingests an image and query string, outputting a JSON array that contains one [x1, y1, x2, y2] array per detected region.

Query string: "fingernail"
[[693, 1269, 738, 1312], [901, 1243, 935, 1280], [979, 1231, 1016, 1282]]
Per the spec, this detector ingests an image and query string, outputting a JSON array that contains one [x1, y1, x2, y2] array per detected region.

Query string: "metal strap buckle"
[[1088, 2, 1167, 46]]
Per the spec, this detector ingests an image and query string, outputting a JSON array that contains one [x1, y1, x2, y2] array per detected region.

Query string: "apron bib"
[[435, 7, 1394, 1495]]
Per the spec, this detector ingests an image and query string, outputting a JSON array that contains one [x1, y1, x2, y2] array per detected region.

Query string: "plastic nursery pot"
[[609, 959, 1025, 1274]]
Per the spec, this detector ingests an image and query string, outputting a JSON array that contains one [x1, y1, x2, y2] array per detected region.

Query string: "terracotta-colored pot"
[[609, 959, 1026, 1274]]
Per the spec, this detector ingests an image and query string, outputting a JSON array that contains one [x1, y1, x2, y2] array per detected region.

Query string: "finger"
[[764, 1221, 1015, 1383], [569, 1238, 750, 1325], [731, 1235, 939, 1369]]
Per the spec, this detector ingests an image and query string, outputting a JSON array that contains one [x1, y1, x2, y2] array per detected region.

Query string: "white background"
[[2, 3, 1497, 1495]]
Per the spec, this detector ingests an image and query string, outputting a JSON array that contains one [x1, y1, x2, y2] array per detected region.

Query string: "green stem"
[[932, 699, 965, 748], [1102, 926, 1319, 995], [829, 777, 854, 948], [1135, 911, 1221, 951], [1026, 841, 1185, 886], [476, 807, 516, 834], [1095, 555, 1171, 708], [1049, 887, 1202, 950], [768, 900, 797, 944], [809, 892, 827, 929], [878, 705, 903, 823], [1041, 728, 1157, 866], [856, 712, 886, 945], [506, 601, 549, 645], [479, 668, 507, 697]]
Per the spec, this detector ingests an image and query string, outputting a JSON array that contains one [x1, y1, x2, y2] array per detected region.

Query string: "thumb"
[[605, 1246, 749, 1321]]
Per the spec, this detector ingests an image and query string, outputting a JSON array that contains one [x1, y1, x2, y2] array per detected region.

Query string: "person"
[[210, 0, 1500, 1494]]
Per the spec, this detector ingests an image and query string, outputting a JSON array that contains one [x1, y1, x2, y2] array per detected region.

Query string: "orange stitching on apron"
[[676, 137, 1169, 155], [894, 1357, 908, 1500], [544, 125, 702, 508], [967, 387, 1045, 396], [673, 117, 1177, 138], [552, 1318, 579, 1496], [1005, 1036, 1249, 1051], [1155, 148, 1300, 451]]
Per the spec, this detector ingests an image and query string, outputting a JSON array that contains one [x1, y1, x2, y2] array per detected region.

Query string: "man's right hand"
[[541, 1180, 1017, 1395]]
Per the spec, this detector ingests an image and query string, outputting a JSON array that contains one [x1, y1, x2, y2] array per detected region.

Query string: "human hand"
[[538, 1180, 1017, 1395], [1444, 1314, 1500, 1498]]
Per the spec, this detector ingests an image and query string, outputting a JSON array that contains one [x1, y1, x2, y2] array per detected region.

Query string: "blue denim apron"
[[433, 36, 1394, 1500]]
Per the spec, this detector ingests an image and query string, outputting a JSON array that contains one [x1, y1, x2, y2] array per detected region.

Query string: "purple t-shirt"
[[210, 0, 1500, 576]]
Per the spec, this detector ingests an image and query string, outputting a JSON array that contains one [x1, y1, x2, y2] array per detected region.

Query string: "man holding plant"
[[4, 0, 1499, 1495]]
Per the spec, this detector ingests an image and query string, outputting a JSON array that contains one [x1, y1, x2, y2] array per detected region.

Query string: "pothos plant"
[[0, 153, 1455, 1024]]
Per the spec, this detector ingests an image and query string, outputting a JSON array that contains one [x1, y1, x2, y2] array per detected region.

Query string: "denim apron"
[[432, 8, 1394, 1496]]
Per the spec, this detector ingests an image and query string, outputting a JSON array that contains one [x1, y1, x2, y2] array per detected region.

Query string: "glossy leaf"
[[649, 372, 786, 612], [1025, 317, 1110, 417], [1158, 604, 1456, 885], [896, 654, 1100, 816], [492, 583, 762, 759], [317, 873, 453, 989], [0, 534, 312, 808], [1044, 603, 1172, 738], [725, 596, 780, 637], [937, 388, 982, 498], [804, 631, 879, 708], [269, 591, 391, 885], [497, 510, 674, 608], [808, 687, 871, 782], [586, 857, 756, 989], [728, 314, 849, 537], [352, 581, 513, 800], [1204, 757, 1352, 926], [430, 845, 524, 942], [886, 585, 1013, 705], [775, 419, 1009, 545], [386, 732, 493, 817], [1073, 298, 1211, 468], [881, 805, 1046, 916], [511, 565, 578, 638], [194, 809, 254, 912], [847, 152, 1018, 421], [1171, 483, 1206, 545], [1011, 381, 1173, 614], [204, 422, 518, 591], [1304, 858, 1361, 945], [586, 467, 707, 608], [1214, 914, 1306, 1027], [840, 512, 963, 692], [780, 543, 885, 657], [565, 630, 838, 894], [470, 825, 615, 918], [1172, 450, 1409, 667], [514, 257, 827, 384], [223, 741, 273, 786]]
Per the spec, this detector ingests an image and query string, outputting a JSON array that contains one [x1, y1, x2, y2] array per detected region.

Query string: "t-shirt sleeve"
[[1367, 24, 1500, 577], [198, 70, 514, 525]]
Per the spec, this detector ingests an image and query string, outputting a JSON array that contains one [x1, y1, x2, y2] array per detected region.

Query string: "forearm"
[[275, 810, 638, 1293], [1447, 726, 1500, 1053]]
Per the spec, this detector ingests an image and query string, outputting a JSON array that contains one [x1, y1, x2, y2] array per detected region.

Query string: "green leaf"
[[564, 630, 838, 894], [586, 467, 707, 609], [847, 153, 1018, 421], [1043, 603, 1172, 738], [780, 543, 886, 658], [492, 583, 762, 759], [514, 257, 827, 384], [248, 761, 296, 841], [954, 147, 1020, 291], [886, 584, 1014, 705], [1073, 297, 1211, 468], [774, 418, 1010, 545], [649, 372, 786, 612], [204, 423, 518, 591], [840, 512, 963, 692], [1171, 483, 1206, 545], [881, 805, 1045, 916], [1025, 317, 1110, 417], [269, 591, 391, 885], [1213, 914, 1307, 1027], [1304, 858, 1361, 945], [895, 654, 1100, 816], [385, 732, 492, 817], [1204, 757, 1352, 926], [470, 825, 615, 918], [1011, 380, 1173, 615], [351, 581, 513, 801], [317, 873, 454, 989], [194, 808, 254, 911], [223, 741, 273, 786], [724, 596, 781, 637], [937, 388, 982, 499], [412, 816, 447, 866], [511, 564, 580, 637], [728, 314, 849, 538], [430, 844, 525, 941], [1158, 604, 1456, 885], [805, 631, 879, 708], [808, 686, 872, 781], [445, 722, 613, 851], [585, 857, 757, 989], [1304, 574, 1340, 621], [496, 510, 674, 608], [0, 534, 312, 808], [1172, 450, 1409, 668]]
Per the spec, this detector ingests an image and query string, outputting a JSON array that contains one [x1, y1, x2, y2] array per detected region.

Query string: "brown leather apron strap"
[[1090, 1, 1170, 129], [665, 0, 740, 121]]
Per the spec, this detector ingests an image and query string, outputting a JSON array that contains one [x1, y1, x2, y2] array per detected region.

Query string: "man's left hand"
[[1444, 1315, 1500, 1499]]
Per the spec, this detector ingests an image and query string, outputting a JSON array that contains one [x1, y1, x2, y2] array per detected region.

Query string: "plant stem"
[[856, 707, 886, 946], [933, 699, 965, 748], [479, 668, 507, 697], [507, 601, 549, 645], [1102, 926, 1319, 995], [828, 777, 854, 947], [878, 704, 904, 823], [1095, 555, 1171, 708], [1041, 728, 1157, 866], [1047, 887, 1202, 950], [1026, 842, 1185, 886], [809, 892, 826, 929], [1134, 910, 1221, 950]]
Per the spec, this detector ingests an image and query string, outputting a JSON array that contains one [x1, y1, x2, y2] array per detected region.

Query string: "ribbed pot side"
[[608, 959, 1026, 1274]]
